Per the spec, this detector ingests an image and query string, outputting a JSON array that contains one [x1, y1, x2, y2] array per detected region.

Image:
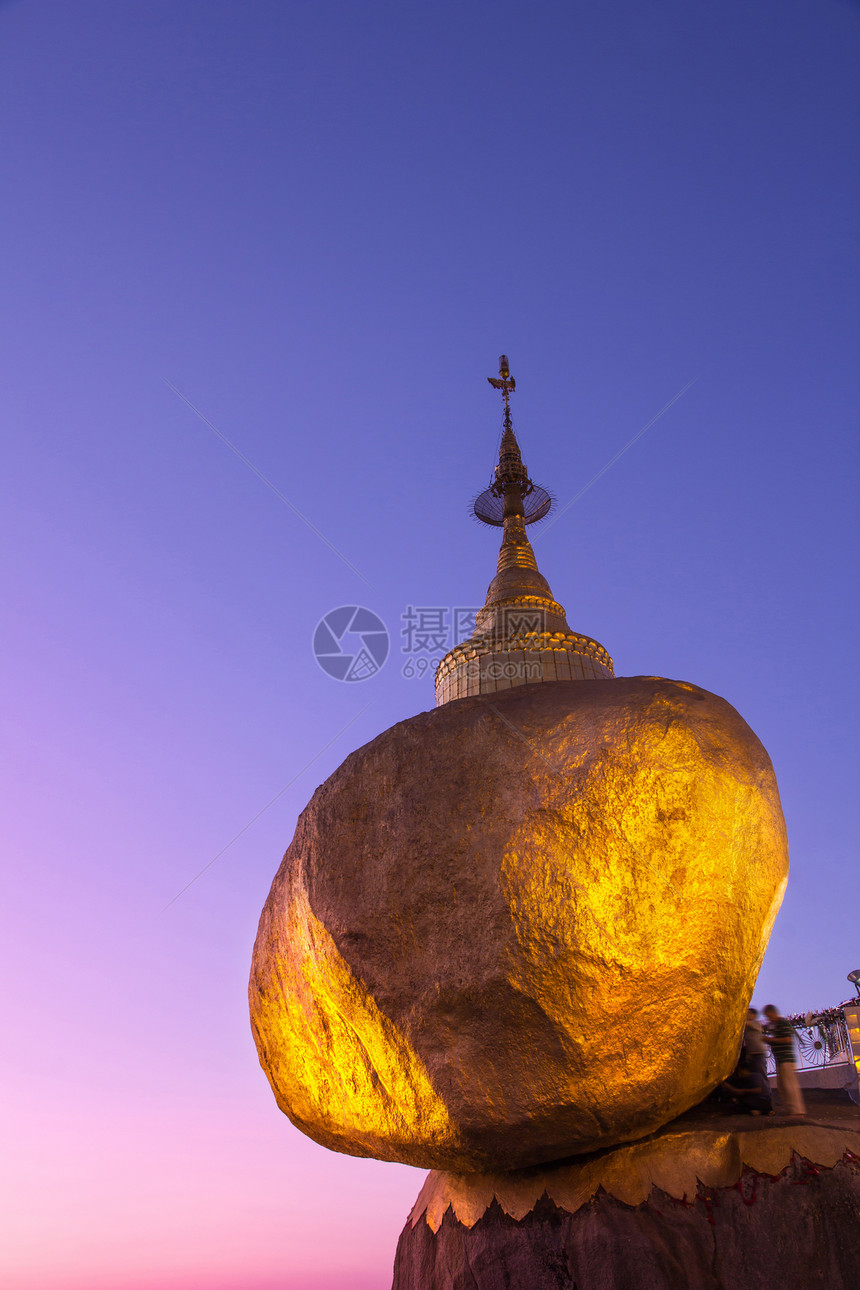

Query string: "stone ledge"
[[409, 1116, 860, 1232], [394, 1101, 860, 1289], [393, 1142, 860, 1290]]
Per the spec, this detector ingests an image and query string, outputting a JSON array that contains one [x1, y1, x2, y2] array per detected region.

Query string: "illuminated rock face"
[[249, 678, 788, 1173]]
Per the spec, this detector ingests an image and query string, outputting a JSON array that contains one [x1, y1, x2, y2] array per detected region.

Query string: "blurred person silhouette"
[[763, 1004, 806, 1117], [743, 1006, 769, 1081], [720, 1058, 773, 1116]]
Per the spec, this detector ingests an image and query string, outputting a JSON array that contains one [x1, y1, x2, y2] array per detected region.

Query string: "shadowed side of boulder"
[[392, 1155, 860, 1290]]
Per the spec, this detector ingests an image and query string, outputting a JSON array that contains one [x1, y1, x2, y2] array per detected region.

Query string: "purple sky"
[[1, 2, 858, 1287]]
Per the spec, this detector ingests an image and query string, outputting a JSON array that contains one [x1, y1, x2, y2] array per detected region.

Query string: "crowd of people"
[[718, 1005, 807, 1119]]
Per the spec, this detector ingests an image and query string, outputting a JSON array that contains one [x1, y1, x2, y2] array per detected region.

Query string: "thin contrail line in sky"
[[161, 703, 373, 912], [165, 380, 373, 587], [536, 374, 701, 540]]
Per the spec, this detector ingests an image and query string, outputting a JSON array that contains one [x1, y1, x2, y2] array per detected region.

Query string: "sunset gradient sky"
[[2, 2, 858, 1287]]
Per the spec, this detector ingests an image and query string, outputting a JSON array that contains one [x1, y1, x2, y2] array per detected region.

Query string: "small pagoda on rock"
[[435, 356, 614, 706]]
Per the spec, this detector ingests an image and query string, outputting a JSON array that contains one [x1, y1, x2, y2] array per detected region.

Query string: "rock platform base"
[[392, 1097, 860, 1289]]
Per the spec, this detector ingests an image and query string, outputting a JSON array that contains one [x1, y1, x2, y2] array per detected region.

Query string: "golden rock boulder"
[[249, 677, 788, 1173]]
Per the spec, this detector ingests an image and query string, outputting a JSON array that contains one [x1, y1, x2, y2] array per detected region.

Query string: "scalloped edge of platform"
[[409, 1121, 860, 1231]]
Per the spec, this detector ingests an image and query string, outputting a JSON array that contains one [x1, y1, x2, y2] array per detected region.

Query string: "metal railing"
[[764, 1007, 852, 1076]]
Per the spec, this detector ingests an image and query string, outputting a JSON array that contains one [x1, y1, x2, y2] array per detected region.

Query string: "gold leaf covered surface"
[[250, 678, 788, 1172]]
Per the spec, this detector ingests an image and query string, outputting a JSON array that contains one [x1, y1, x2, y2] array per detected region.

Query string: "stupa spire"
[[434, 357, 614, 705], [480, 356, 549, 590]]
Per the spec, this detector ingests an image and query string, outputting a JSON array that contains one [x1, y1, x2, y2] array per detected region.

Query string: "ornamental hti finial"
[[487, 354, 516, 430], [474, 355, 552, 527]]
